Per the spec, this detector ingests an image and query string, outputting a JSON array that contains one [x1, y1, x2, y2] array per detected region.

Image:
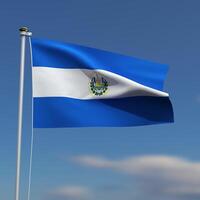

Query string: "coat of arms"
[[90, 73, 108, 96]]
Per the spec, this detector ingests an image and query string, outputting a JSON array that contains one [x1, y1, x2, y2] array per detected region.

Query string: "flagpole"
[[15, 27, 32, 200]]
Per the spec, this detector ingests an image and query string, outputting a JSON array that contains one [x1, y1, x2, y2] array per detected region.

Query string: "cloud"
[[72, 155, 200, 199], [50, 185, 91, 200], [72, 155, 112, 168], [197, 95, 200, 103]]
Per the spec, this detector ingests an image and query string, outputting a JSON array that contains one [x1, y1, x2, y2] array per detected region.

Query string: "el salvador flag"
[[31, 38, 174, 128]]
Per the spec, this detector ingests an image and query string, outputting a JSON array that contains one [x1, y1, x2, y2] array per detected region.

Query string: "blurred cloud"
[[49, 185, 91, 200], [197, 95, 200, 103], [72, 155, 200, 199]]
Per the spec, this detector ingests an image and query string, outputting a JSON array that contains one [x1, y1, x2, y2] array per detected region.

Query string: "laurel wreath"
[[90, 78, 108, 96]]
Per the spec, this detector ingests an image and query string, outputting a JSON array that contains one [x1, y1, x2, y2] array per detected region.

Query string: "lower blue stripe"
[[33, 97, 174, 128]]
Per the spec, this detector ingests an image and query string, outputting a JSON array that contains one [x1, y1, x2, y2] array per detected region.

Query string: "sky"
[[0, 0, 200, 200]]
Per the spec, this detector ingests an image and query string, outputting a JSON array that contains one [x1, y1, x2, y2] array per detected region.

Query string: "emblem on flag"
[[90, 73, 108, 96]]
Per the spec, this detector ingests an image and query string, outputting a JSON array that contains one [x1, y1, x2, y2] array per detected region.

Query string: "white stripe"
[[32, 67, 169, 99]]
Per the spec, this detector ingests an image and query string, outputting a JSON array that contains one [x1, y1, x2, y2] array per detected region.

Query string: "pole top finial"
[[19, 27, 32, 36], [19, 27, 29, 32]]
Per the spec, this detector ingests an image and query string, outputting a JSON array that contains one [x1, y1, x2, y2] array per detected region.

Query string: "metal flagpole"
[[15, 27, 32, 200]]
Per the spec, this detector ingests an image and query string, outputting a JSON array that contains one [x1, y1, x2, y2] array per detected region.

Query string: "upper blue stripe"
[[31, 38, 169, 91]]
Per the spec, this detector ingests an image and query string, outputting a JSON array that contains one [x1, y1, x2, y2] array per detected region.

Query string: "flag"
[[31, 38, 174, 128]]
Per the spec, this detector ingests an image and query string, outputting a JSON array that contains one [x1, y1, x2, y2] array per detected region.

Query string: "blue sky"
[[0, 0, 200, 200]]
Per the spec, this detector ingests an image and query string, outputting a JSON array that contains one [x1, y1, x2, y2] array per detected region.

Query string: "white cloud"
[[50, 186, 91, 199], [72, 155, 112, 168], [197, 95, 200, 103], [72, 155, 200, 198]]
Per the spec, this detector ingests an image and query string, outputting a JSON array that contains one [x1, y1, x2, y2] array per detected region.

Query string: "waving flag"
[[31, 38, 173, 128]]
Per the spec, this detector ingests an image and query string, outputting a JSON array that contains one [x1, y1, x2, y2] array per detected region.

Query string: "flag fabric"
[[31, 38, 174, 128]]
